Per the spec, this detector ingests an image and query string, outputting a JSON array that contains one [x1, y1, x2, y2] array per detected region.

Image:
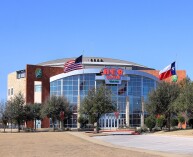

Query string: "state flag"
[[159, 62, 176, 80]]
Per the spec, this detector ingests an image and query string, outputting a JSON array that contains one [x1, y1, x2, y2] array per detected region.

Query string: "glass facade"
[[50, 71, 157, 128]]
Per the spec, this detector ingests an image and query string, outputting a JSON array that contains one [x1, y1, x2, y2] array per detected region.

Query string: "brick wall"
[[141, 70, 186, 82], [26, 65, 64, 128]]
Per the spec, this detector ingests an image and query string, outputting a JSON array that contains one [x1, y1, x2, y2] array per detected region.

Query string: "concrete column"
[[77, 95, 81, 128], [126, 96, 130, 127], [77, 76, 81, 128], [141, 96, 145, 127]]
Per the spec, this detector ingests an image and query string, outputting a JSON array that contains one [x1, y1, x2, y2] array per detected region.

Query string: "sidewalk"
[[68, 131, 192, 157]]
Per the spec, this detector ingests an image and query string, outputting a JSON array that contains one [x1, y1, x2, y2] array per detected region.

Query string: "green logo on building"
[[172, 75, 178, 82], [35, 68, 42, 78]]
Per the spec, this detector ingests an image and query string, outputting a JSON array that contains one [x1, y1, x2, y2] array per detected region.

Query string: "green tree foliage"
[[171, 118, 178, 127], [6, 92, 25, 132], [188, 119, 193, 129], [24, 103, 41, 130], [78, 115, 89, 128], [79, 85, 116, 133], [156, 115, 165, 130], [173, 78, 193, 116], [24, 104, 34, 126], [1, 114, 8, 132], [0, 101, 8, 133], [32, 103, 42, 130], [178, 114, 185, 129], [41, 95, 71, 131], [146, 81, 180, 131], [145, 115, 156, 131]]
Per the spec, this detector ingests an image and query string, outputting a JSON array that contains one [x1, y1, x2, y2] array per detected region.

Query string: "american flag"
[[64, 55, 83, 73]]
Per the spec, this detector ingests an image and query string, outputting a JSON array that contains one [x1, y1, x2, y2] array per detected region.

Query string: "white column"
[[77, 76, 81, 128], [126, 96, 130, 127], [141, 96, 145, 127]]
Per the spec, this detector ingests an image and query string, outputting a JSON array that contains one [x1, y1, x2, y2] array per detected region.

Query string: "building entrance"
[[99, 113, 126, 129]]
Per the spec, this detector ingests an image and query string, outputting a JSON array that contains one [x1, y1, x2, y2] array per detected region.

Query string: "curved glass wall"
[[50, 72, 157, 128]]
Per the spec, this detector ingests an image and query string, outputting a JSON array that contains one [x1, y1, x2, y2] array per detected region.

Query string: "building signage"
[[35, 68, 42, 78], [102, 68, 124, 84]]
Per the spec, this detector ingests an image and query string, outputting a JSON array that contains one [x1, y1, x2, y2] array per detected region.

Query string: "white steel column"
[[77, 76, 81, 128], [126, 96, 130, 127], [141, 96, 145, 127]]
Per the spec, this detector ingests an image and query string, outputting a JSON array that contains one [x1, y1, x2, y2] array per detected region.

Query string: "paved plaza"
[[94, 134, 193, 156]]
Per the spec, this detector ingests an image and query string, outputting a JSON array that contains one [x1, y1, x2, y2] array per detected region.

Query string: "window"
[[8, 89, 10, 96], [35, 85, 42, 92], [17, 70, 26, 79], [11, 88, 13, 95]]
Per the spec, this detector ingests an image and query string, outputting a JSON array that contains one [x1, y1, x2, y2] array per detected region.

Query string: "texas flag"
[[159, 62, 176, 80]]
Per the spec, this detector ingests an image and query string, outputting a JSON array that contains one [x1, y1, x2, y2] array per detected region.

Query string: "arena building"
[[7, 56, 186, 129]]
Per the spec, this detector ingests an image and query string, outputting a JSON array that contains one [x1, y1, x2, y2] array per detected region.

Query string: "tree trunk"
[[96, 120, 99, 133], [53, 118, 55, 132], [96, 115, 100, 133], [11, 120, 12, 133], [18, 120, 20, 132], [34, 118, 36, 131], [168, 112, 171, 131], [61, 120, 64, 131], [3, 124, 6, 133]]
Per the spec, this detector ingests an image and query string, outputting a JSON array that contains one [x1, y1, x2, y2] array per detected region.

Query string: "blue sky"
[[0, 0, 193, 100]]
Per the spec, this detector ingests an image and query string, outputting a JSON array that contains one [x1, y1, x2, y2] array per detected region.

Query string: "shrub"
[[178, 115, 185, 123], [141, 125, 149, 132], [78, 116, 88, 128], [178, 115, 185, 129], [152, 126, 161, 132], [135, 127, 142, 134], [135, 126, 149, 134], [188, 119, 193, 129], [145, 115, 156, 131], [86, 124, 94, 128], [171, 118, 178, 127], [156, 115, 165, 130]]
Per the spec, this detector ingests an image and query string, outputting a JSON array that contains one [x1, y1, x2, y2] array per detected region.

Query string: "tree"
[[173, 78, 193, 117], [6, 101, 14, 132], [79, 85, 116, 133], [145, 115, 156, 131], [188, 119, 193, 129], [78, 115, 89, 128], [6, 92, 25, 132], [146, 81, 180, 131], [31, 103, 42, 130], [24, 104, 34, 128], [41, 95, 71, 131], [0, 100, 8, 133], [1, 114, 8, 132], [24, 103, 41, 131]]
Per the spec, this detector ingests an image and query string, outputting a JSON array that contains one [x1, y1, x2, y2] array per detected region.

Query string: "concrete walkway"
[[93, 134, 193, 156]]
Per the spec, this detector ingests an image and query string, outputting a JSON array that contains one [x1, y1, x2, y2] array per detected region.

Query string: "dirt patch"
[[0, 131, 163, 157]]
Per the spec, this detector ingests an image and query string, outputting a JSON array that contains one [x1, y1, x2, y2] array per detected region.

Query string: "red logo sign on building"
[[102, 68, 124, 84]]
